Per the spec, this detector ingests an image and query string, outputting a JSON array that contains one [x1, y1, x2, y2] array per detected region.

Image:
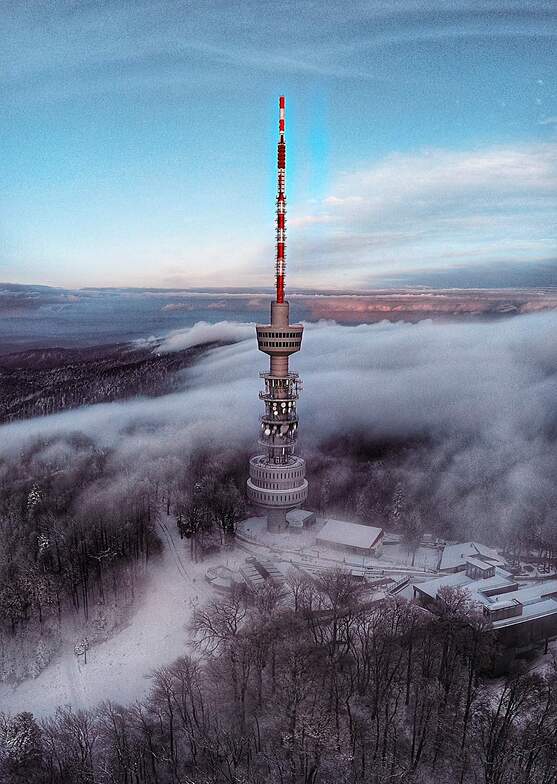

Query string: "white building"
[[414, 562, 557, 646], [316, 519, 384, 557], [286, 508, 316, 531], [439, 541, 506, 573]]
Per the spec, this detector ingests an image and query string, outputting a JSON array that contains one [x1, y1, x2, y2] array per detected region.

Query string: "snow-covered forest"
[[2, 575, 557, 784]]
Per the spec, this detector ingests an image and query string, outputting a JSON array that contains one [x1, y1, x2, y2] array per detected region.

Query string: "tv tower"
[[246, 96, 309, 532]]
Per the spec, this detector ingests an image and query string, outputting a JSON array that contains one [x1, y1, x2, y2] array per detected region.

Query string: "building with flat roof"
[[415, 567, 557, 649], [316, 519, 384, 557], [439, 541, 506, 573], [286, 508, 316, 530], [415, 567, 518, 607]]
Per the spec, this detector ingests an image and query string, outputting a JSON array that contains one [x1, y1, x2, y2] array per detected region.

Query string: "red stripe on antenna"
[[276, 96, 286, 303]]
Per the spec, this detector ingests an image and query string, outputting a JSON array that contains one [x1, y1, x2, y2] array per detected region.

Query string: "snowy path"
[[0, 519, 211, 717]]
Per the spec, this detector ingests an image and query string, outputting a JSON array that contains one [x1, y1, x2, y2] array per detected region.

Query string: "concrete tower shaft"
[[246, 96, 308, 532]]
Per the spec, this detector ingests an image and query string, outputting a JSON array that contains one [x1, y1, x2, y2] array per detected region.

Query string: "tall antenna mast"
[[246, 95, 308, 532], [276, 95, 286, 303]]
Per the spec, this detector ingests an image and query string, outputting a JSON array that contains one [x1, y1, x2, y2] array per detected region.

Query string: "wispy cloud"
[[2, 1, 555, 102], [290, 143, 557, 286]]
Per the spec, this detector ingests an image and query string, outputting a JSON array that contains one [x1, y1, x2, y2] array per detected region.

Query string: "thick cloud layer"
[[1, 314, 556, 542]]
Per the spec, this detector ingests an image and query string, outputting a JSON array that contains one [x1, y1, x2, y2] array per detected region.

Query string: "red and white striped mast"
[[276, 95, 286, 304]]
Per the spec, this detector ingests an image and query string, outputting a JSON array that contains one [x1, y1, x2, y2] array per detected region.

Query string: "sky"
[[1, 0, 556, 290]]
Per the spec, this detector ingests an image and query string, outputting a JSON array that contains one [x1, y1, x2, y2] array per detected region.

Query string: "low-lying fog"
[[2, 313, 556, 542]]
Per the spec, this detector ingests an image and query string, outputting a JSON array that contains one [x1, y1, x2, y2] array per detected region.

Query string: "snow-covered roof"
[[317, 519, 383, 550], [497, 580, 557, 605], [491, 599, 557, 629], [466, 557, 495, 571], [416, 568, 514, 601], [440, 541, 505, 571], [416, 571, 557, 629], [488, 598, 519, 611], [240, 564, 266, 586], [286, 509, 314, 526]]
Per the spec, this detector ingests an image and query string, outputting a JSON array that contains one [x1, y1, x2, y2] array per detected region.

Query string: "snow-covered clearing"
[[0, 518, 215, 717]]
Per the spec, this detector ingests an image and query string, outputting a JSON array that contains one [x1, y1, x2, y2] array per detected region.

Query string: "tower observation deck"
[[246, 96, 309, 532]]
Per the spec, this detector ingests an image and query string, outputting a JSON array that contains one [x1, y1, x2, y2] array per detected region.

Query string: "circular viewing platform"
[[256, 324, 303, 356]]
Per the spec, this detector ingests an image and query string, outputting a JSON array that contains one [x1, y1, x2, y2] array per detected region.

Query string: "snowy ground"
[[237, 517, 440, 576], [0, 518, 216, 717], [0, 517, 442, 718], [382, 543, 440, 571], [525, 639, 557, 674]]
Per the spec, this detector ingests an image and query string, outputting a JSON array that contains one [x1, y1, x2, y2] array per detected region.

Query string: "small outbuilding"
[[286, 508, 316, 531], [465, 557, 496, 580], [316, 519, 384, 557]]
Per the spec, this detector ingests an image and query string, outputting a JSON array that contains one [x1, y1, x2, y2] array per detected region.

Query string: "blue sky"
[[1, 0, 556, 289]]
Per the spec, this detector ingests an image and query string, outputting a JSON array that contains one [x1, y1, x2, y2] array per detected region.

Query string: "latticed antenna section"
[[275, 96, 287, 304], [276, 201, 287, 275]]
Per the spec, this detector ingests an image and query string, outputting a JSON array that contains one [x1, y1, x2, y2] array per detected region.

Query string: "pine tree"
[[390, 482, 405, 527], [26, 484, 42, 521]]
